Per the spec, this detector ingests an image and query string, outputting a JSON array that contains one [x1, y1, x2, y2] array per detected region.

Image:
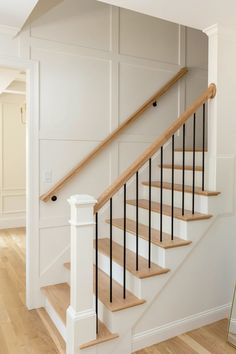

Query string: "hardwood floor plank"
[[0, 228, 62, 353]]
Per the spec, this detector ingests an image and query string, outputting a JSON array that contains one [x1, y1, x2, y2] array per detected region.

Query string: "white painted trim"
[[0, 24, 19, 36], [132, 303, 231, 352], [0, 55, 40, 309], [0, 216, 26, 229]]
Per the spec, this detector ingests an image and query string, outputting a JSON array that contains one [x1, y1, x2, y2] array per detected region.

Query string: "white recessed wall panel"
[[186, 27, 208, 70], [185, 69, 208, 147], [119, 63, 178, 135], [30, 0, 111, 51], [39, 225, 69, 273], [118, 142, 150, 173], [119, 9, 179, 64], [3, 195, 25, 213], [32, 48, 110, 140]]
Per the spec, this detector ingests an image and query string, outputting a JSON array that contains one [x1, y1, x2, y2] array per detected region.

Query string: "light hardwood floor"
[[0, 228, 235, 353], [0, 228, 65, 354], [134, 319, 236, 354]]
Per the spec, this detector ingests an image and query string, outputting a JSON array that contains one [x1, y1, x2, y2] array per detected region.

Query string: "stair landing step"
[[64, 264, 145, 312], [42, 283, 69, 325], [127, 199, 212, 221], [142, 181, 220, 196], [160, 164, 203, 171], [41, 283, 119, 348], [80, 321, 119, 349], [108, 218, 191, 249], [97, 238, 169, 278]]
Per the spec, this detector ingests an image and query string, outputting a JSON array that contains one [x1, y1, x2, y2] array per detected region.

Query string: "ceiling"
[[97, 0, 236, 31], [0, 0, 39, 35]]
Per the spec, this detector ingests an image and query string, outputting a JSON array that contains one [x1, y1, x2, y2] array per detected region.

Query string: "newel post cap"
[[68, 194, 97, 207]]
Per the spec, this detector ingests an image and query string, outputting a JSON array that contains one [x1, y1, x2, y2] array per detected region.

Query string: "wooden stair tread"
[[64, 263, 145, 312], [175, 148, 207, 152], [42, 283, 70, 325], [142, 181, 220, 196], [127, 199, 212, 221], [160, 164, 203, 171], [107, 218, 191, 249], [97, 238, 169, 278], [80, 320, 119, 349]]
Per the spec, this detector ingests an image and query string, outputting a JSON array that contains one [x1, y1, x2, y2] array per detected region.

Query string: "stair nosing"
[[160, 164, 203, 171], [142, 181, 220, 196]]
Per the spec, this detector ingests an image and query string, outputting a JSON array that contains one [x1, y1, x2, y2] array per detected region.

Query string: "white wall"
[[0, 92, 26, 229]]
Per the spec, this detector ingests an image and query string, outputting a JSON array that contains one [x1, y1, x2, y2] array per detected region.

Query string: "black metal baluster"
[[95, 212, 98, 334], [202, 103, 205, 191], [136, 171, 139, 271], [123, 184, 126, 299], [110, 198, 113, 302], [192, 114, 196, 214], [171, 135, 174, 240], [182, 124, 185, 216], [148, 158, 152, 268], [160, 147, 163, 242]]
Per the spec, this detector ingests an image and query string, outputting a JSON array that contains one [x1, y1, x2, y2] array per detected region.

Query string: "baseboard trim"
[[0, 217, 26, 229], [132, 303, 231, 352]]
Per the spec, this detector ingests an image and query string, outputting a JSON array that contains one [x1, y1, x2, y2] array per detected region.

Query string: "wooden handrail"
[[41, 67, 188, 202], [94, 83, 216, 213]]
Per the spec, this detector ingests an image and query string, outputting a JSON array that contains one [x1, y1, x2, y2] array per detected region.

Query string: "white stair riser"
[[161, 168, 203, 186], [142, 185, 209, 213], [112, 227, 191, 269], [97, 297, 145, 334], [126, 204, 187, 238], [173, 151, 205, 165], [96, 251, 142, 298]]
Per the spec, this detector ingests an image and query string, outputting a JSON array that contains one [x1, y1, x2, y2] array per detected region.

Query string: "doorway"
[[0, 57, 39, 311], [0, 67, 27, 229]]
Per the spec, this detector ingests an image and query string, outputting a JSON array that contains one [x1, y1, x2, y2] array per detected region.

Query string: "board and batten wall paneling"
[[25, 0, 208, 285], [0, 93, 26, 229]]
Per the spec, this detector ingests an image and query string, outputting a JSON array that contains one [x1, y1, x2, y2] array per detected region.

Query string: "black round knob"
[[153, 101, 157, 107], [51, 195, 57, 202]]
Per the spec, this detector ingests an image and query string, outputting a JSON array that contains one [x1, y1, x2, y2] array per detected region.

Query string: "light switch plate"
[[43, 170, 52, 183]]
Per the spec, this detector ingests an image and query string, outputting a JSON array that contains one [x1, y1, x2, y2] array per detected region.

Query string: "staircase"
[[39, 72, 221, 353]]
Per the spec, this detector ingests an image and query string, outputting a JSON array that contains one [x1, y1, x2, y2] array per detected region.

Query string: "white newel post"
[[66, 195, 97, 354]]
